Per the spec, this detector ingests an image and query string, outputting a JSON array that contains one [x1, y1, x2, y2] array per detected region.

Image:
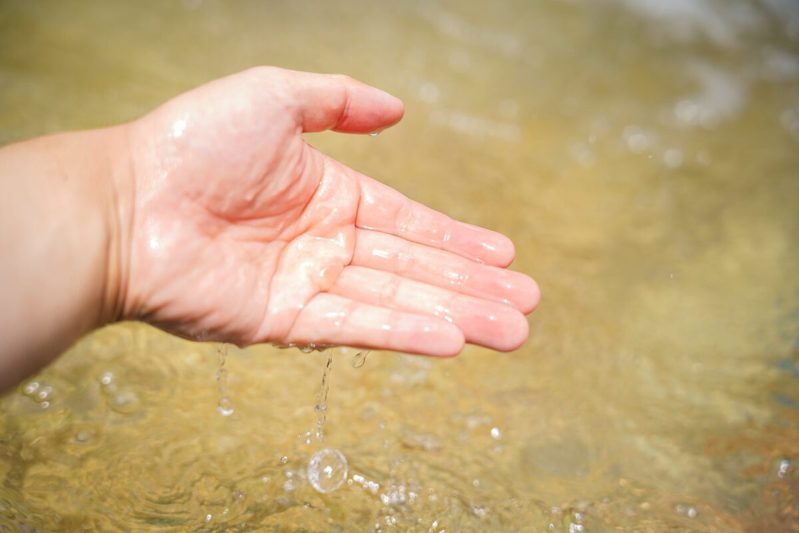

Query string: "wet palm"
[[124, 67, 538, 355]]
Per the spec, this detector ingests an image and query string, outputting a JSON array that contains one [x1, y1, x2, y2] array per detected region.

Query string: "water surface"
[[1, 0, 798, 530]]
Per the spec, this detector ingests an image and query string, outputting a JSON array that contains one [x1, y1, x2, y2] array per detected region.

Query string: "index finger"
[[356, 173, 516, 267]]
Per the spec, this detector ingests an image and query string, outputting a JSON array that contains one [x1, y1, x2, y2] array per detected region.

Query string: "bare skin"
[[0, 67, 540, 393]]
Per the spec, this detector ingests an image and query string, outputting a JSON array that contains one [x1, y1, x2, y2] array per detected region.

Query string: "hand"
[[122, 67, 539, 355]]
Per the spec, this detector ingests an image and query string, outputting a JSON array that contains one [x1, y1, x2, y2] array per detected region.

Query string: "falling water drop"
[[314, 353, 334, 441], [216, 344, 234, 417], [352, 350, 370, 368]]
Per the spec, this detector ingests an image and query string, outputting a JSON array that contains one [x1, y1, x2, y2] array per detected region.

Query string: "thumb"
[[280, 69, 405, 134]]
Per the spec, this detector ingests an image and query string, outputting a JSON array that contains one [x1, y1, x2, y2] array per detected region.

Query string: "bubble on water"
[[471, 504, 488, 519], [22, 381, 55, 408], [100, 372, 114, 386], [778, 458, 790, 478], [350, 473, 380, 494], [675, 503, 698, 519], [490, 427, 502, 440], [110, 390, 140, 414], [36, 386, 52, 401], [22, 381, 39, 396], [307, 448, 348, 494], [381, 483, 412, 507], [279, 455, 289, 464]]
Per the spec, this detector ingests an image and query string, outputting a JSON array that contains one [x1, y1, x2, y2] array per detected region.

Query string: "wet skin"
[[125, 67, 539, 354], [0, 67, 539, 391]]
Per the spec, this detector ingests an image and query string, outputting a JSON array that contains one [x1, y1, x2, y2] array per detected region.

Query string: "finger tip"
[[496, 236, 516, 267], [479, 232, 515, 267], [497, 307, 530, 351], [382, 91, 405, 122], [518, 276, 542, 315], [437, 323, 465, 357], [422, 321, 464, 357], [354, 87, 405, 133]]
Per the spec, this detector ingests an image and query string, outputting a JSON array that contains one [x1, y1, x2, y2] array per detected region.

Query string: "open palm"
[[124, 67, 538, 355]]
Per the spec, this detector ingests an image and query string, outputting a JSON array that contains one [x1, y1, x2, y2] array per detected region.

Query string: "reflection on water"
[[1, 0, 798, 530]]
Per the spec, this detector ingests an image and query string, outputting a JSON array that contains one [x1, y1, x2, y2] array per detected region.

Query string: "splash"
[[307, 448, 348, 493]]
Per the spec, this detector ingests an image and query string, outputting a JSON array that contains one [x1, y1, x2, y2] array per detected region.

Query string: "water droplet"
[[307, 448, 348, 493], [472, 504, 488, 519], [778, 458, 790, 478], [215, 344, 234, 416], [100, 372, 114, 386], [217, 397, 235, 417], [280, 455, 288, 464], [36, 386, 52, 401], [110, 390, 140, 414], [490, 427, 502, 440], [314, 353, 334, 441], [23, 381, 39, 396], [675, 503, 698, 519], [369, 131, 381, 137]]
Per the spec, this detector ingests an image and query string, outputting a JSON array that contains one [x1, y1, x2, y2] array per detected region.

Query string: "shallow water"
[[1, 0, 799, 530]]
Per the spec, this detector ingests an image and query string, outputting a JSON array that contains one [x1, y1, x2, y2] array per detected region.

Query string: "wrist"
[[97, 124, 135, 326], [0, 126, 135, 388]]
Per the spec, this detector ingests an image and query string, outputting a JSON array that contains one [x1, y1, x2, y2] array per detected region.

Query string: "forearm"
[[0, 127, 131, 392]]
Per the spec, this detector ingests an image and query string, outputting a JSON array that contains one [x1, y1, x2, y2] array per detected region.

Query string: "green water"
[[1, 0, 798, 530]]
